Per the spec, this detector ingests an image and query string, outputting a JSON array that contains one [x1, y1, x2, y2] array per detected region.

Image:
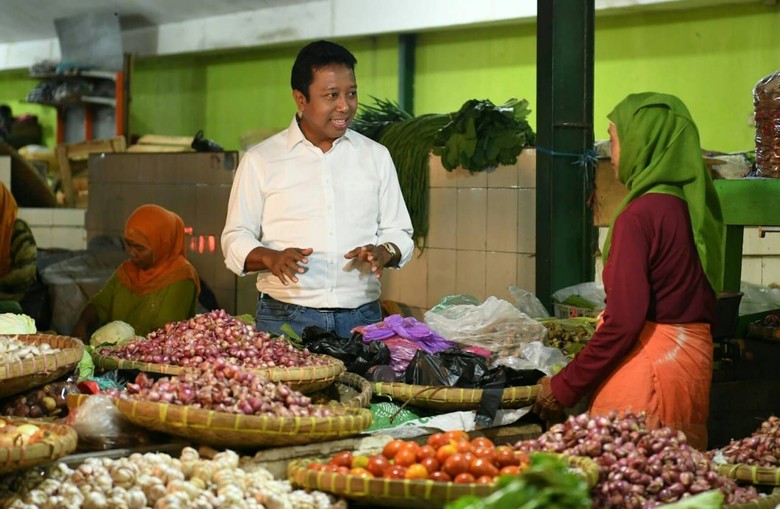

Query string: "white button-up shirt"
[[221, 116, 414, 309]]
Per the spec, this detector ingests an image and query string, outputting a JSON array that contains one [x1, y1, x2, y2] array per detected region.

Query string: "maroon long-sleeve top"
[[551, 193, 717, 408]]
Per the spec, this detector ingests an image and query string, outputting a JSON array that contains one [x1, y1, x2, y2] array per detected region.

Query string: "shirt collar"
[[286, 114, 354, 152]]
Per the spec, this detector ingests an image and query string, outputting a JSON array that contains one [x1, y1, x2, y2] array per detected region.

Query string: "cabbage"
[[90, 321, 136, 346], [0, 313, 37, 334]]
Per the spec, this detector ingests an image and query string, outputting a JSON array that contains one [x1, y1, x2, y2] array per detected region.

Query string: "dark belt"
[[259, 292, 349, 312]]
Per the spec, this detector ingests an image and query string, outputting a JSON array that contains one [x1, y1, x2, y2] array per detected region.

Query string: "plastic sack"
[[382, 337, 424, 378], [551, 282, 606, 309], [428, 294, 481, 314], [404, 349, 489, 388], [754, 69, 780, 178], [739, 281, 780, 316], [301, 326, 390, 377], [508, 285, 550, 318], [362, 314, 454, 354], [493, 341, 570, 376], [63, 394, 159, 451], [424, 296, 548, 362]]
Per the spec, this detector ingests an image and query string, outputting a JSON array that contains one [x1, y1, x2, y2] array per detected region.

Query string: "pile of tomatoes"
[[307, 430, 530, 484]]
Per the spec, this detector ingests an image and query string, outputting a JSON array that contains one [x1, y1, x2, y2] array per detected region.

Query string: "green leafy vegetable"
[[445, 453, 591, 509], [657, 490, 724, 508], [433, 98, 535, 172], [350, 97, 413, 141]]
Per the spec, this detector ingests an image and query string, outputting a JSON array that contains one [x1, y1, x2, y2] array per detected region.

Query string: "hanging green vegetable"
[[433, 97, 535, 172], [350, 97, 413, 141]]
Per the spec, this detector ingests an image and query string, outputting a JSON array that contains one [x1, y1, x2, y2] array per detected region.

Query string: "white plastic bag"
[[508, 285, 550, 318], [424, 296, 548, 363]]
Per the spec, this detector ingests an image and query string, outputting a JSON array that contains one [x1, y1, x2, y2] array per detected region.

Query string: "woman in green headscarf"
[[533, 93, 725, 450]]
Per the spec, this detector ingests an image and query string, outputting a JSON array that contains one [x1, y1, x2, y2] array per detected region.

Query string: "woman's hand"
[[344, 244, 394, 279], [533, 376, 566, 422]]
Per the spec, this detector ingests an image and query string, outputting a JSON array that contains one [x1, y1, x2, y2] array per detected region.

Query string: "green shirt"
[[90, 273, 198, 337], [0, 219, 37, 302]]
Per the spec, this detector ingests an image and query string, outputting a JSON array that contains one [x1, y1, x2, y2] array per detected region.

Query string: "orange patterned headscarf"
[[116, 204, 200, 296], [0, 183, 18, 277]]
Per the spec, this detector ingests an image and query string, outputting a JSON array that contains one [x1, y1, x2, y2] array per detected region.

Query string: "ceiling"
[[0, 0, 303, 43]]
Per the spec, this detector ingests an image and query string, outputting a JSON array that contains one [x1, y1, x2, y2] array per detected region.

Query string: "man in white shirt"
[[221, 40, 414, 338]]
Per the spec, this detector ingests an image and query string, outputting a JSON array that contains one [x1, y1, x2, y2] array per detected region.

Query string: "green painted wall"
[[0, 4, 776, 152], [0, 69, 57, 145]]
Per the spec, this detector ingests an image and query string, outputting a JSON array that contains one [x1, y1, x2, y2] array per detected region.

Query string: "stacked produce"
[[307, 432, 530, 483], [1, 381, 79, 418], [541, 318, 596, 357], [513, 412, 758, 508], [712, 415, 780, 467], [96, 309, 327, 369], [104, 364, 334, 418], [0, 335, 60, 361], [3, 447, 342, 509]]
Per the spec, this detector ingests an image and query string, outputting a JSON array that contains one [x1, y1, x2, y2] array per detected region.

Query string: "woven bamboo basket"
[[0, 418, 78, 474], [288, 453, 599, 509], [0, 334, 84, 399], [105, 397, 372, 448], [717, 463, 780, 486], [91, 353, 345, 393], [724, 493, 780, 509], [373, 381, 540, 411], [310, 372, 373, 409]]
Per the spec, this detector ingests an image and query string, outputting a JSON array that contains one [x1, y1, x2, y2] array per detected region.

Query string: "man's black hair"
[[291, 40, 357, 101]]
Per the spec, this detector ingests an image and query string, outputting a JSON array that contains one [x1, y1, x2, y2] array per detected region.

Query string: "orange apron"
[[588, 320, 713, 450]]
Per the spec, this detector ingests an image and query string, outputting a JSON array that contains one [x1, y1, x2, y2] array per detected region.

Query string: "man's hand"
[[532, 376, 566, 423], [344, 244, 394, 279], [263, 247, 313, 285]]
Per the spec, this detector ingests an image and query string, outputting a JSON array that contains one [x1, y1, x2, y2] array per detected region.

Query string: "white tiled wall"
[[381, 149, 537, 318], [17, 208, 87, 251]]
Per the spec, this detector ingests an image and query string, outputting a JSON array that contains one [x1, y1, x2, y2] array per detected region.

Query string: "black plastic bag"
[[301, 326, 391, 377], [404, 349, 489, 387]]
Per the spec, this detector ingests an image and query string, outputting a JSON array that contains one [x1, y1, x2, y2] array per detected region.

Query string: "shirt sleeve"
[[221, 152, 266, 276], [374, 147, 415, 267], [551, 209, 652, 407]]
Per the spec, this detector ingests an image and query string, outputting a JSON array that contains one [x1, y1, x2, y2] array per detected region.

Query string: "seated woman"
[[73, 204, 200, 339], [0, 183, 36, 314]]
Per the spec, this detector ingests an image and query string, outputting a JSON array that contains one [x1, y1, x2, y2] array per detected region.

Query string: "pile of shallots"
[[513, 412, 759, 509], [105, 365, 333, 418], [97, 309, 327, 370], [713, 415, 780, 467]]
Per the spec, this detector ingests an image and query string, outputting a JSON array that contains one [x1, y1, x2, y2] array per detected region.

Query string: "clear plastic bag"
[[63, 394, 157, 451], [754, 70, 780, 178], [424, 296, 548, 364], [508, 285, 550, 318], [493, 341, 569, 376]]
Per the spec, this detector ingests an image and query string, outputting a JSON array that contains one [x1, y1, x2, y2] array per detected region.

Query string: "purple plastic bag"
[[362, 314, 454, 354]]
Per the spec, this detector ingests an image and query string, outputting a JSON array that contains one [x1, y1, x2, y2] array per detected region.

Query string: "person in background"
[[533, 92, 725, 451], [221, 40, 414, 339], [73, 204, 200, 339], [0, 183, 37, 313]]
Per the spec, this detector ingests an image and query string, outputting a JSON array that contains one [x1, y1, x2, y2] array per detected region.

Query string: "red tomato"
[[468, 457, 500, 479], [404, 463, 429, 480], [499, 465, 520, 476], [328, 451, 353, 468], [400, 441, 421, 457], [428, 432, 448, 449], [383, 464, 407, 479], [349, 467, 374, 478], [435, 443, 458, 464], [417, 444, 437, 461], [394, 448, 418, 467], [470, 437, 495, 449], [366, 455, 391, 477], [443, 453, 470, 477], [420, 456, 440, 474], [382, 439, 406, 460], [472, 446, 497, 464], [454, 440, 473, 454], [454, 472, 476, 484], [443, 430, 470, 443], [475, 475, 494, 485], [307, 462, 325, 471], [429, 471, 452, 482], [495, 446, 521, 468]]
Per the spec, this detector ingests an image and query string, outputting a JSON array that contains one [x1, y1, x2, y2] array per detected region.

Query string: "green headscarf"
[[602, 92, 724, 292]]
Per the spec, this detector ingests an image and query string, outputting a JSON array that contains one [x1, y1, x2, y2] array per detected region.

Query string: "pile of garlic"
[[4, 447, 344, 509], [0, 336, 60, 362]]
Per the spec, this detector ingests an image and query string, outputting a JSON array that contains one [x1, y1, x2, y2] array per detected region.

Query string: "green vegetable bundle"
[[446, 453, 591, 509], [433, 98, 535, 172]]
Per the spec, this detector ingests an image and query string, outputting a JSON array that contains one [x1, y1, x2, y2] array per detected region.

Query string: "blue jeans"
[[255, 293, 382, 339]]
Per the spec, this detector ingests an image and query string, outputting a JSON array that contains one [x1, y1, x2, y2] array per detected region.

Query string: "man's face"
[[293, 63, 357, 152]]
